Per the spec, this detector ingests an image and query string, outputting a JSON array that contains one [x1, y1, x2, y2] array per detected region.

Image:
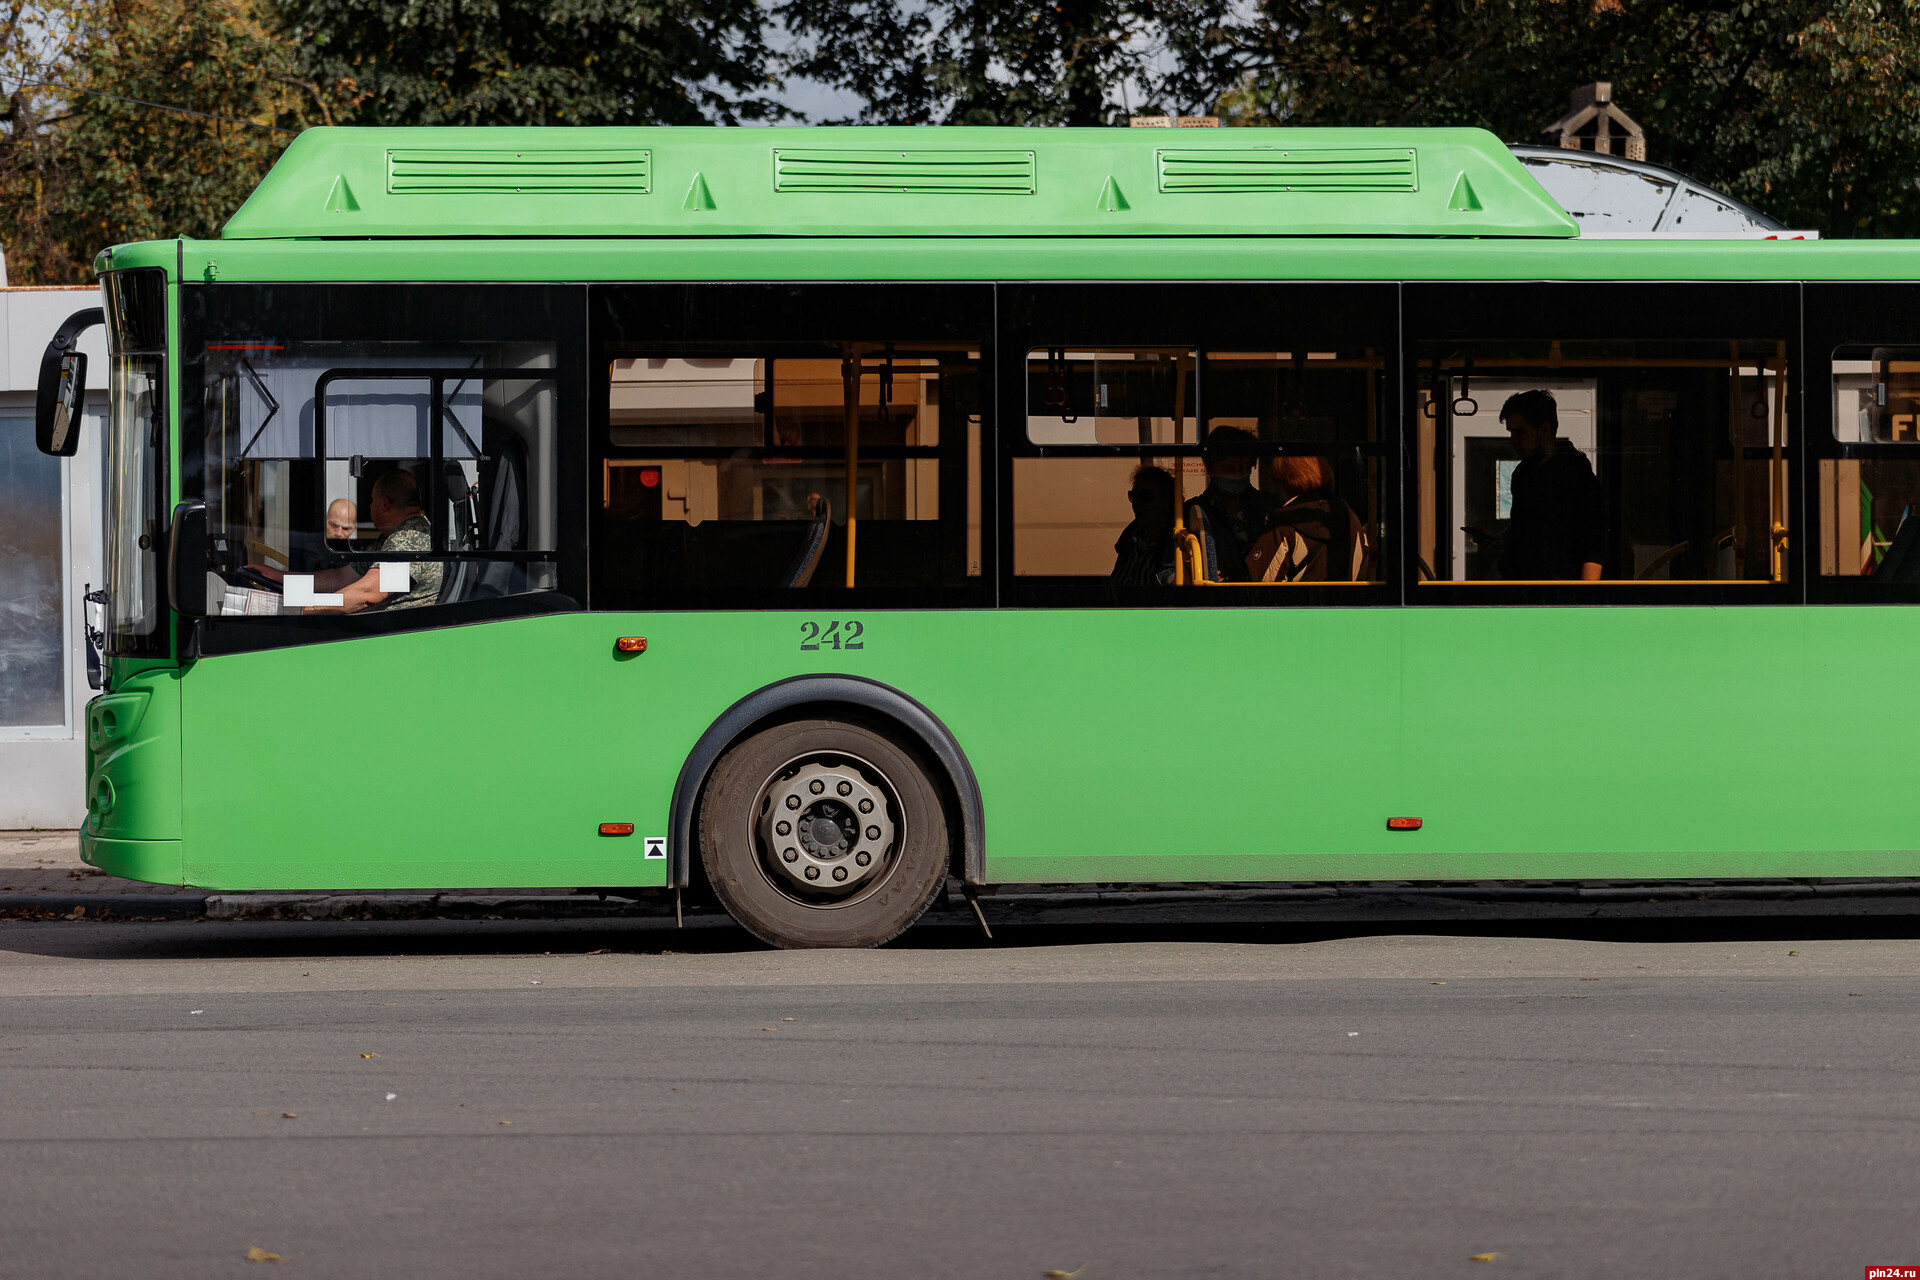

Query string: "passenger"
[[307, 496, 361, 574], [1496, 390, 1605, 581], [324, 497, 358, 550], [1185, 425, 1279, 582], [248, 470, 443, 612], [1245, 456, 1367, 582], [1111, 465, 1177, 586]]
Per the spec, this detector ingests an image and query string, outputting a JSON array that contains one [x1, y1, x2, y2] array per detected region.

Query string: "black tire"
[[698, 717, 950, 949]]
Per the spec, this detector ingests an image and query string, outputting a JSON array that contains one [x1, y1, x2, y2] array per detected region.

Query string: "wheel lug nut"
[[775, 821, 791, 836], [858, 799, 873, 814], [782, 848, 798, 863], [809, 779, 825, 795], [836, 781, 852, 796], [804, 865, 820, 880], [855, 852, 871, 866], [785, 795, 800, 810], [865, 826, 880, 841], [832, 866, 848, 882]]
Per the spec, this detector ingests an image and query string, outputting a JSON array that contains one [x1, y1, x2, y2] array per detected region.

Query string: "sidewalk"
[[0, 830, 210, 919]]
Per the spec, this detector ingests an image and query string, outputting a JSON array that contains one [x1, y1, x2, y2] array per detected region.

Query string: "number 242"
[[800, 620, 864, 651]]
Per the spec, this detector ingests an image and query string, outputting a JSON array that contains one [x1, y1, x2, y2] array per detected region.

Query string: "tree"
[[776, 0, 1244, 125], [0, 0, 336, 283], [267, 0, 785, 126], [1214, 0, 1920, 237]]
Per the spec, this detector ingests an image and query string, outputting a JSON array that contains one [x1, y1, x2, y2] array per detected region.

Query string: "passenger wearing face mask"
[[1183, 425, 1279, 582]]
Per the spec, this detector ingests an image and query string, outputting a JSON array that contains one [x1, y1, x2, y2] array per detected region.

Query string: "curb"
[[5, 881, 1920, 926], [0, 894, 209, 921]]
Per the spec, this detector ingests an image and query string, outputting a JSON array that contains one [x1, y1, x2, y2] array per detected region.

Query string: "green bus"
[[38, 124, 1920, 947]]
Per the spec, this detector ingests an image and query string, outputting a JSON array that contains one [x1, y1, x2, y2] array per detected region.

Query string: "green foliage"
[[775, 0, 1242, 125], [267, 0, 784, 126], [5, 0, 1920, 277], [0, 0, 329, 283], [1217, 0, 1920, 236]]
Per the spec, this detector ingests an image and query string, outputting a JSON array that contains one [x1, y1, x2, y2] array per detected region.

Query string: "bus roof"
[[219, 125, 1581, 241]]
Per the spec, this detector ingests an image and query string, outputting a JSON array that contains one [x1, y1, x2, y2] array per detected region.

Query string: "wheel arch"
[[668, 675, 985, 889]]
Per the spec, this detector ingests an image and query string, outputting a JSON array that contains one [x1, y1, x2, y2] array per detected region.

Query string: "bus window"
[[1015, 347, 1384, 591], [1414, 339, 1790, 584], [601, 345, 978, 597], [191, 340, 560, 618], [1821, 348, 1920, 578]]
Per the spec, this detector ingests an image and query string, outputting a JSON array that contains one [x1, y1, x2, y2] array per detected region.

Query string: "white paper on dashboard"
[[378, 562, 411, 593], [283, 574, 344, 607]]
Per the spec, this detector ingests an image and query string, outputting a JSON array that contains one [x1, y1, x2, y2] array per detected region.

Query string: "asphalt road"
[[2, 916, 1918, 1279]]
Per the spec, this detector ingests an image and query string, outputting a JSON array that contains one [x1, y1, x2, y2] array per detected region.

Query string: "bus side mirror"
[[169, 501, 212, 618], [35, 307, 104, 457]]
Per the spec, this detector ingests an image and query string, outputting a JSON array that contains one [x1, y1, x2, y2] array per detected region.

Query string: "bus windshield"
[[102, 270, 166, 656]]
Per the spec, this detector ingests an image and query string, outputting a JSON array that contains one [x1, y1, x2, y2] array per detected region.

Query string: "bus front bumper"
[[80, 835, 184, 887]]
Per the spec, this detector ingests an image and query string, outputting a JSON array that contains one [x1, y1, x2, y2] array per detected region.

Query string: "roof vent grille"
[[387, 149, 651, 194], [1157, 148, 1417, 193], [774, 149, 1036, 195]]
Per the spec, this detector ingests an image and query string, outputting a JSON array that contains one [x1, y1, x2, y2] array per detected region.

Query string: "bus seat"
[[472, 433, 529, 600], [1875, 509, 1920, 581], [1636, 541, 1690, 580], [779, 493, 831, 589]]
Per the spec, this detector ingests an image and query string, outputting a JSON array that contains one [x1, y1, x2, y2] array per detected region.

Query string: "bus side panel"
[[176, 610, 1012, 891], [974, 607, 1403, 883], [178, 614, 672, 891], [1394, 604, 1918, 879]]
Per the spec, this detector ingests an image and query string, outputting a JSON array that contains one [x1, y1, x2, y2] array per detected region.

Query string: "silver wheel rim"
[[750, 750, 902, 908]]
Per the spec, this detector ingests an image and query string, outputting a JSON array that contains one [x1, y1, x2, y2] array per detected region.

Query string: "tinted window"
[[600, 345, 979, 597]]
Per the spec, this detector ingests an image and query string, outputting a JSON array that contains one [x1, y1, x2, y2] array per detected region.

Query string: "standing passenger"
[[1497, 390, 1605, 581]]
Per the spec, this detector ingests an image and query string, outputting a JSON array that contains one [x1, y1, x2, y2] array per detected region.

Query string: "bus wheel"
[[698, 718, 949, 949]]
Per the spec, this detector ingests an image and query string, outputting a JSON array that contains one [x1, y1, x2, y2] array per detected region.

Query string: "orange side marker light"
[[1387, 817, 1423, 831], [616, 637, 647, 653], [599, 823, 635, 837]]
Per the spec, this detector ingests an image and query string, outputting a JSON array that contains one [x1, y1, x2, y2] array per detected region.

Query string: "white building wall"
[[0, 286, 109, 828]]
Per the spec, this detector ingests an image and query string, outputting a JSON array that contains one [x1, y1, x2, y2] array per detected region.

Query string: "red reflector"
[[1387, 817, 1423, 831], [599, 823, 635, 836], [640, 467, 661, 488], [616, 636, 647, 653]]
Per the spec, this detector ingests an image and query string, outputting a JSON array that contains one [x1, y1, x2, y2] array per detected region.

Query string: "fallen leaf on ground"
[[781, 1017, 796, 1021], [245, 1246, 282, 1263], [1043, 1268, 1086, 1278], [1787, 951, 1800, 956], [359, 1053, 378, 1059], [280, 1113, 298, 1119], [1429, 981, 1447, 985], [1469, 1253, 1502, 1263], [498, 1120, 512, 1126], [586, 949, 611, 955]]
